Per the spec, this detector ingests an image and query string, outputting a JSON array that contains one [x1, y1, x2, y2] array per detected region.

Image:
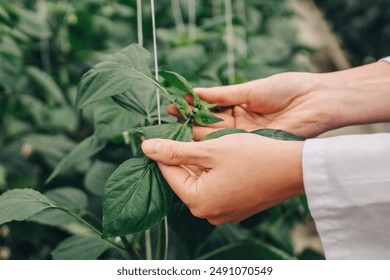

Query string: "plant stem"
[[55, 206, 125, 252], [145, 229, 152, 260], [120, 236, 142, 260], [156, 217, 169, 260], [196, 243, 240, 260]]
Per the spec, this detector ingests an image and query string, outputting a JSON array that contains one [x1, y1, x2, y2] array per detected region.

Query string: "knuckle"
[[189, 204, 209, 219], [207, 218, 224, 226], [198, 142, 214, 160]]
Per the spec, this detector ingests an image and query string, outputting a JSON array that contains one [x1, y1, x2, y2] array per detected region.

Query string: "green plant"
[[0, 43, 305, 260], [0, 0, 320, 260]]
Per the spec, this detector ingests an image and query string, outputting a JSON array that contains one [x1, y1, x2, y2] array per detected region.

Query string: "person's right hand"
[[168, 72, 340, 140], [167, 61, 390, 140]]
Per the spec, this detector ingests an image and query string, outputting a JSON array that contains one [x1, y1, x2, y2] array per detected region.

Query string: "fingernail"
[[142, 140, 162, 155]]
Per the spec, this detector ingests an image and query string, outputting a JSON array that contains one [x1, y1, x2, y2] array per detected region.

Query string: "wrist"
[[321, 62, 390, 128]]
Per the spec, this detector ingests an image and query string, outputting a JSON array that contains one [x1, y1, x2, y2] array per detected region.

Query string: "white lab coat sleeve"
[[379, 56, 390, 63], [302, 133, 390, 259]]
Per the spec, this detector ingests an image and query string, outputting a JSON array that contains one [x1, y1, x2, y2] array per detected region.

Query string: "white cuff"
[[379, 56, 390, 64], [303, 134, 390, 259]]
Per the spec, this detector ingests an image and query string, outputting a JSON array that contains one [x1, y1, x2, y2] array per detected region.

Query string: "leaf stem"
[[196, 243, 240, 260], [156, 218, 169, 260], [120, 236, 142, 260], [145, 229, 152, 260], [55, 206, 125, 252]]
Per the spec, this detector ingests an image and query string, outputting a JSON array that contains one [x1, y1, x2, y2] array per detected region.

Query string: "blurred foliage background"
[[315, 0, 390, 65], [0, 0, 388, 260]]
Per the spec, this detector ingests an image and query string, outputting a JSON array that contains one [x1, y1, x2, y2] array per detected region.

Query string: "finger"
[[157, 163, 198, 206], [192, 126, 220, 141], [194, 81, 255, 106], [142, 139, 213, 166], [167, 104, 185, 119]]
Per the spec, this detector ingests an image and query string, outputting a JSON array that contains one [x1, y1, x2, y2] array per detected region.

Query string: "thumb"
[[141, 139, 212, 166], [194, 80, 256, 106]]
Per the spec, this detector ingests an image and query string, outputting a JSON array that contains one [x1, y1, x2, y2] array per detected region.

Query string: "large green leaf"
[[103, 157, 172, 237], [0, 189, 56, 225], [137, 123, 193, 142], [76, 44, 158, 109], [113, 91, 175, 124], [52, 234, 112, 260], [29, 188, 91, 233], [46, 136, 107, 183], [250, 129, 304, 141], [202, 128, 247, 141], [44, 187, 88, 210], [84, 161, 117, 196], [159, 70, 195, 96], [93, 100, 143, 140]]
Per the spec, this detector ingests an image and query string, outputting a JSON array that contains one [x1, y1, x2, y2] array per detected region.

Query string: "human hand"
[[168, 61, 390, 140], [168, 72, 338, 140], [141, 133, 304, 225]]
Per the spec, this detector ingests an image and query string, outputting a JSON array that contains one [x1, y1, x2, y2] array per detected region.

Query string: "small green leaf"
[[194, 98, 217, 110], [46, 136, 107, 183], [250, 129, 304, 141], [172, 96, 190, 120], [52, 234, 112, 260], [159, 70, 195, 96], [194, 109, 223, 126], [202, 128, 247, 141], [0, 189, 56, 225], [137, 123, 193, 142], [102, 157, 172, 237]]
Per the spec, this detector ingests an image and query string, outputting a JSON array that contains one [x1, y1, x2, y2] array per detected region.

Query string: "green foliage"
[[52, 234, 112, 260], [315, 0, 390, 65], [0, 189, 56, 225], [76, 45, 156, 109], [0, 0, 320, 260], [202, 128, 248, 141], [103, 157, 172, 237]]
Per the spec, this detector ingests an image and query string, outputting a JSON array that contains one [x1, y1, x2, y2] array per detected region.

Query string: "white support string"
[[150, 0, 169, 260], [138, 0, 152, 261], [137, 0, 143, 47], [225, 0, 235, 84], [150, 0, 161, 126]]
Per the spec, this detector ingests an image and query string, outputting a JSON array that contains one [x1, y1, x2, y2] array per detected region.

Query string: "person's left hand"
[[142, 133, 304, 225]]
